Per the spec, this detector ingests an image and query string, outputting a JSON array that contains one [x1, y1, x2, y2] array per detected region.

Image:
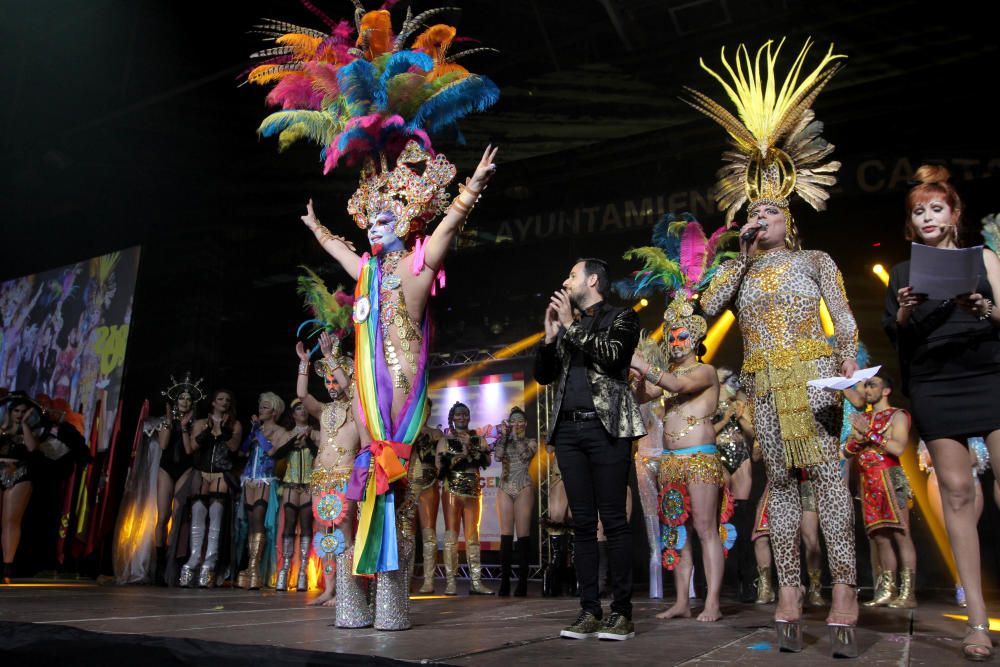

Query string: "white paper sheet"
[[807, 365, 882, 392], [909, 243, 983, 300]]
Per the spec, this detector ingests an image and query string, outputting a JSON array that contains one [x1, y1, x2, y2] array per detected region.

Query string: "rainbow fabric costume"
[[346, 256, 430, 574]]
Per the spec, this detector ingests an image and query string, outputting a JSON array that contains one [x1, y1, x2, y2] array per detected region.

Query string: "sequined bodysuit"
[[441, 436, 489, 498], [494, 435, 535, 498], [702, 247, 859, 589]]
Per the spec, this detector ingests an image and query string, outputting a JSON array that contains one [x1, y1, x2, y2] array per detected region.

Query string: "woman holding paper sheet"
[[883, 164, 1000, 661]]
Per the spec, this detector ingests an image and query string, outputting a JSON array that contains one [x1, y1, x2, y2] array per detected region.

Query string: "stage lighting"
[[872, 263, 890, 286], [702, 309, 735, 363]]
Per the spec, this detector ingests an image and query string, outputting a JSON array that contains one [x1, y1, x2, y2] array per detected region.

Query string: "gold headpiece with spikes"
[[662, 295, 707, 343], [683, 38, 846, 223], [346, 140, 457, 239]]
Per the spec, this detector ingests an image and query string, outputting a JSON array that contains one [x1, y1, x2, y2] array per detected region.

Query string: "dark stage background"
[[1, 0, 998, 588]]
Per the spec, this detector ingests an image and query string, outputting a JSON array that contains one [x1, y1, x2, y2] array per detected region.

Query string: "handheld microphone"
[[741, 222, 767, 243]]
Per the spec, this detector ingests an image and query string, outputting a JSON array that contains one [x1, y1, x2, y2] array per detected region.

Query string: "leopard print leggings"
[[747, 356, 857, 588]]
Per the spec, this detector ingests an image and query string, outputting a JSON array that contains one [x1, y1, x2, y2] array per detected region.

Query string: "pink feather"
[[305, 62, 342, 101], [704, 225, 730, 266], [266, 72, 323, 110], [679, 222, 708, 292]]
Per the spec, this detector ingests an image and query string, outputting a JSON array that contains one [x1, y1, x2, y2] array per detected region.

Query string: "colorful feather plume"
[[249, 1, 498, 172], [296, 266, 354, 344], [614, 213, 738, 302]]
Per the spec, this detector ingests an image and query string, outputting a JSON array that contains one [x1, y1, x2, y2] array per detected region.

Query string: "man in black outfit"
[[535, 258, 645, 640]]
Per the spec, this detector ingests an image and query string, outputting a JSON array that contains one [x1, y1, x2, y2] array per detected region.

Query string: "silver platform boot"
[[296, 535, 311, 591], [276, 536, 294, 591], [179, 500, 207, 588]]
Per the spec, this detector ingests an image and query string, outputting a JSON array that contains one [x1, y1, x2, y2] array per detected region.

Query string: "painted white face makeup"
[[367, 211, 404, 254], [668, 326, 695, 359]]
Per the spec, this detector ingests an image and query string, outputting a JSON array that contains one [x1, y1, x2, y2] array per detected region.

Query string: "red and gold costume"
[[845, 408, 913, 535]]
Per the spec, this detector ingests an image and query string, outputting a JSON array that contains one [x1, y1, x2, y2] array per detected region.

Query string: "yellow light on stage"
[[943, 614, 1000, 632], [651, 323, 665, 343], [872, 263, 890, 286], [819, 299, 835, 337], [429, 331, 545, 390], [640, 298, 649, 307], [702, 310, 735, 363], [633, 299, 649, 312]]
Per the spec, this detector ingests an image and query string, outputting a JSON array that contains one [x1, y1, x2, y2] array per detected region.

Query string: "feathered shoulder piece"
[[249, 1, 499, 172], [296, 265, 354, 345], [683, 38, 846, 223], [982, 213, 1000, 256]]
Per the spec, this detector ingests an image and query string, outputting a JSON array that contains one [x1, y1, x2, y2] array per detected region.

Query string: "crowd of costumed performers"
[[99, 11, 1000, 662]]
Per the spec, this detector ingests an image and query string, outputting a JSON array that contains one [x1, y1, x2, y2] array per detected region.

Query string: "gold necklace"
[[661, 362, 712, 441]]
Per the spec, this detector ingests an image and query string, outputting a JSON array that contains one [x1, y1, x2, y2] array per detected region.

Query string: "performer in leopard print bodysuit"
[[690, 38, 861, 657]]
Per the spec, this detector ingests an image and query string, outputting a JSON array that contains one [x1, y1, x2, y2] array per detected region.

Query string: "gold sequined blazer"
[[534, 302, 646, 442]]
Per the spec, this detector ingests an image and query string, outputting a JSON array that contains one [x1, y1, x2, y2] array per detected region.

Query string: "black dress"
[[883, 254, 1000, 440]]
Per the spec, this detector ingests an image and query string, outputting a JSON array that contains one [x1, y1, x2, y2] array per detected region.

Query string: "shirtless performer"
[[296, 332, 368, 623], [631, 297, 725, 622]]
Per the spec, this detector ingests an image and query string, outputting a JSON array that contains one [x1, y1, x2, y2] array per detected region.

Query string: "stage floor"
[[1, 579, 995, 665]]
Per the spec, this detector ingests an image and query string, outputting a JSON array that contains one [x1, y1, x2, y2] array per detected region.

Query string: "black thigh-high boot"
[[514, 537, 530, 597], [498, 534, 513, 597]]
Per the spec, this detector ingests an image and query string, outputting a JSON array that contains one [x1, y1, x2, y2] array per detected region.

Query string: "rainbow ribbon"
[[347, 255, 429, 574]]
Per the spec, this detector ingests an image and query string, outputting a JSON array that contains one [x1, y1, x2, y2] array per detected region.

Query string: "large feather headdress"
[[248, 2, 499, 241], [683, 38, 845, 223], [614, 213, 738, 342]]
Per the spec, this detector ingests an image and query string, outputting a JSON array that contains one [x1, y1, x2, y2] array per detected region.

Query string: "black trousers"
[[553, 419, 632, 619]]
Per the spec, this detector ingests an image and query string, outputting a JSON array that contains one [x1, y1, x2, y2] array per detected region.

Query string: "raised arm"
[[701, 255, 750, 316], [420, 145, 499, 276], [300, 199, 362, 281], [295, 341, 325, 419], [815, 251, 859, 376]]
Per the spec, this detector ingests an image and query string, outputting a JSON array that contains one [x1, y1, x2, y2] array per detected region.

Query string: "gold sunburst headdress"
[[684, 38, 846, 224]]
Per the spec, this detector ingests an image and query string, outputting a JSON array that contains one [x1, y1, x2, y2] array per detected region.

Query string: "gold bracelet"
[[314, 225, 357, 251], [450, 196, 472, 216], [644, 365, 663, 385], [315, 224, 334, 243]]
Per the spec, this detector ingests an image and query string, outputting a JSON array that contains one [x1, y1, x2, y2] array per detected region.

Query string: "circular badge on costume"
[[353, 296, 371, 323], [382, 273, 401, 290], [719, 522, 737, 556], [660, 524, 687, 552], [313, 528, 346, 558], [719, 485, 735, 524], [662, 548, 681, 571], [315, 490, 346, 526], [658, 483, 691, 528]]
